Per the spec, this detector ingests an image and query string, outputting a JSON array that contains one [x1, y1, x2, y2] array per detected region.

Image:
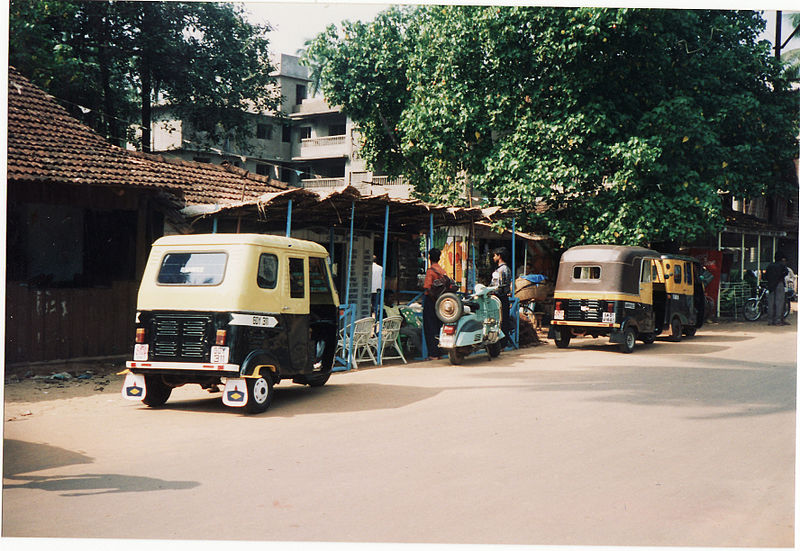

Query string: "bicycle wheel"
[[743, 298, 761, 321]]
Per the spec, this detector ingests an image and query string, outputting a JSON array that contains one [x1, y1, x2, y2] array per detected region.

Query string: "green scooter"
[[435, 284, 505, 365]]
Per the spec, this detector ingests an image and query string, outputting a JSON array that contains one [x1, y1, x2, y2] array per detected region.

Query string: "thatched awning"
[[181, 185, 515, 233]]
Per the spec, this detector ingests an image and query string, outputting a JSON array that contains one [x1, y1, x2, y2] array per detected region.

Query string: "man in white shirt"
[[372, 255, 383, 314]]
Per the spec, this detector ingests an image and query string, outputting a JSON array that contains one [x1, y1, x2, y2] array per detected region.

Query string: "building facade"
[[150, 54, 409, 197]]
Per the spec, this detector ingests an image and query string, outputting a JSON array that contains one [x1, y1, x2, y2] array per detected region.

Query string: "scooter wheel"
[[436, 293, 463, 323]]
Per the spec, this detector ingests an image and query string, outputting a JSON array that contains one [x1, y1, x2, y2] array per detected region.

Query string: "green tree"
[[309, 7, 798, 247], [9, 1, 280, 151]]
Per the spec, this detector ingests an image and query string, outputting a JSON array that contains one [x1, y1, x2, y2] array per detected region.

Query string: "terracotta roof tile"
[[8, 66, 286, 204]]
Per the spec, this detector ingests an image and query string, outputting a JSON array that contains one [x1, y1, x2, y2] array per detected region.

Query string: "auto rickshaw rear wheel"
[[553, 327, 571, 349], [683, 326, 697, 337], [640, 332, 656, 345], [245, 375, 273, 414], [620, 327, 636, 353], [142, 375, 172, 407]]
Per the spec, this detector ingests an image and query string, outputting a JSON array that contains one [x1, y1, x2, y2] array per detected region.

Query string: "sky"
[[243, 2, 389, 56], [242, 1, 800, 59]]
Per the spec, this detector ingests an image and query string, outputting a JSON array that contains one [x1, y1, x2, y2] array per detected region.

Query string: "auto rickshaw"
[[121, 233, 339, 413], [548, 245, 704, 353]]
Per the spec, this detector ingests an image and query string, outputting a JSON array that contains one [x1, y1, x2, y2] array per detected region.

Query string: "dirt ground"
[[3, 312, 791, 411]]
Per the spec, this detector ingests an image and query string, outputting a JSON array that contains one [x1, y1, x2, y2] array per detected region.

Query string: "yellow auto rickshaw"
[[548, 245, 705, 353], [122, 233, 339, 413]]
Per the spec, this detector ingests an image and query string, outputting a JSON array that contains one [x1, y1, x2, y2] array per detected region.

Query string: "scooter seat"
[[463, 300, 480, 311]]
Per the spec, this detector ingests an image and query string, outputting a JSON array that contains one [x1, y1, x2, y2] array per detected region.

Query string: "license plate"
[[602, 312, 615, 323], [553, 310, 564, 320], [439, 334, 455, 349], [210, 346, 230, 363], [133, 344, 149, 361]]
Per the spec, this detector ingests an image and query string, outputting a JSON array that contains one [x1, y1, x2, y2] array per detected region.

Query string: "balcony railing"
[[300, 178, 346, 188], [297, 134, 349, 160]]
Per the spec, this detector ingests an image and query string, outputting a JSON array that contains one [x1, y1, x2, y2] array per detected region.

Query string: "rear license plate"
[[439, 334, 455, 348]]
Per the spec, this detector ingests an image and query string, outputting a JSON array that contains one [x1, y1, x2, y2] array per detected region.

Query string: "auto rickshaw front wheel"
[[670, 317, 683, 342], [620, 327, 636, 353], [245, 375, 273, 414], [142, 375, 172, 407]]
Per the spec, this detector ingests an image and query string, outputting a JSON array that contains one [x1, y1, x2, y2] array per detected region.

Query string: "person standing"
[[422, 248, 445, 359], [491, 247, 513, 345], [765, 253, 789, 326], [371, 255, 383, 315]]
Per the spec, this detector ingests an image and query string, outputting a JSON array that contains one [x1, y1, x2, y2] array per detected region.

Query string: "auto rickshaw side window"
[[640, 259, 652, 283], [289, 257, 305, 298], [685, 262, 692, 282], [573, 266, 601, 280], [257, 253, 278, 289], [157, 252, 227, 285], [309, 257, 331, 293], [674, 264, 682, 284]]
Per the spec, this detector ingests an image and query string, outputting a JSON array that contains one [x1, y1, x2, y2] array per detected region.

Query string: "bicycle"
[[743, 283, 790, 322]]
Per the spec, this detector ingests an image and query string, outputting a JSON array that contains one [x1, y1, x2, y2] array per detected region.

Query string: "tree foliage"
[[9, 1, 280, 151], [306, 7, 798, 247]]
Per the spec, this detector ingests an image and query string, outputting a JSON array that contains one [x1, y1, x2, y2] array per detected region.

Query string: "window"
[[685, 262, 692, 282], [309, 257, 331, 294], [573, 266, 601, 280], [296, 84, 307, 104], [256, 123, 272, 140], [193, 157, 211, 164], [299, 126, 311, 141], [289, 257, 305, 298], [157, 253, 227, 285], [673, 264, 682, 284], [282, 124, 291, 143], [640, 259, 652, 283], [329, 124, 346, 136], [255, 164, 270, 176], [257, 254, 278, 289]]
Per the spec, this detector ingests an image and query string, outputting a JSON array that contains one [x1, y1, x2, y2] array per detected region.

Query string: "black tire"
[[487, 341, 503, 358], [670, 317, 683, 342], [683, 326, 697, 337], [142, 375, 172, 407], [743, 298, 761, 321], [448, 347, 469, 365], [553, 327, 571, 349], [640, 333, 656, 345], [304, 372, 331, 387], [245, 375, 273, 414], [619, 327, 636, 353], [436, 293, 463, 324]]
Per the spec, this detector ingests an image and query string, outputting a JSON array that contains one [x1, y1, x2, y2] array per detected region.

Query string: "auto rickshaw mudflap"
[[122, 372, 147, 401], [222, 378, 248, 407], [608, 318, 636, 344]]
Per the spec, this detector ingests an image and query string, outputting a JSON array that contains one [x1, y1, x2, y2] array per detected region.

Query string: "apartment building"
[[150, 54, 408, 197]]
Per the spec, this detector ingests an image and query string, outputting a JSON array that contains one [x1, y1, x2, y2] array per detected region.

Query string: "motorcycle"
[[435, 284, 505, 365], [743, 282, 791, 321]]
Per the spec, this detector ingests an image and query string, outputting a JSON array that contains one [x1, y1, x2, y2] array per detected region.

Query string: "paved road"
[[3, 320, 796, 547]]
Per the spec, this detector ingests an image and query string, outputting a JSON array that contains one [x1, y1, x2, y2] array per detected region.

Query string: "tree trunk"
[[139, 4, 154, 152]]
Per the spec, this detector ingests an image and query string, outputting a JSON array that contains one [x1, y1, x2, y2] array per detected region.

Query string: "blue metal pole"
[[377, 204, 390, 364], [345, 202, 356, 369], [512, 217, 519, 349], [285, 199, 293, 238], [212, 218, 218, 234]]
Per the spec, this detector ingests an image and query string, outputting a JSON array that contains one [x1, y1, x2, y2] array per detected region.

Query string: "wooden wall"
[[5, 281, 138, 365]]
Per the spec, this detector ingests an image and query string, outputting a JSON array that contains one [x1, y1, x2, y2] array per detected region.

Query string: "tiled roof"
[[7, 66, 286, 204]]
